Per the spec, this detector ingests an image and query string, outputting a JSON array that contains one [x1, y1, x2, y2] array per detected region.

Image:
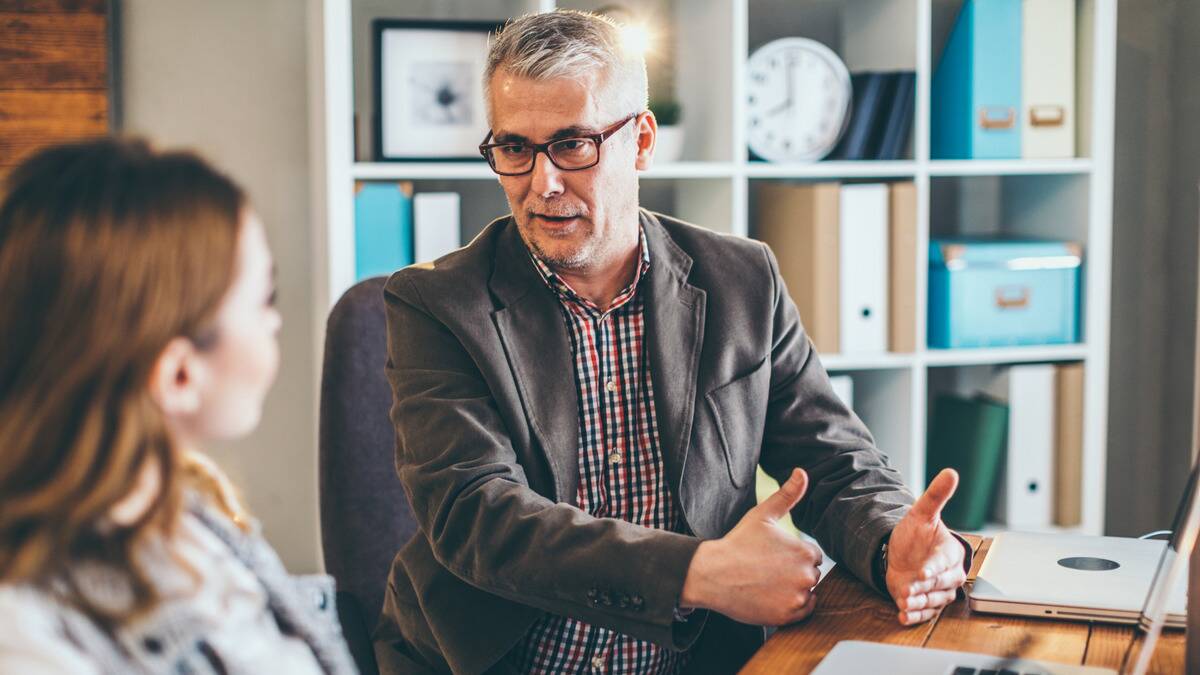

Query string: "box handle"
[[995, 286, 1031, 309], [1029, 105, 1066, 128], [978, 106, 1016, 130]]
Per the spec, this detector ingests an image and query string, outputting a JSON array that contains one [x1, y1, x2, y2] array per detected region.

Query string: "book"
[[926, 393, 1009, 531], [353, 181, 413, 281], [888, 182, 917, 353], [413, 192, 462, 263], [876, 71, 915, 160], [838, 184, 889, 354], [1054, 362, 1085, 526], [829, 72, 889, 160], [754, 182, 841, 354]]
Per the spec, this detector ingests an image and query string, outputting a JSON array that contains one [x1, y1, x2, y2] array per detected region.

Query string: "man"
[[374, 10, 969, 674]]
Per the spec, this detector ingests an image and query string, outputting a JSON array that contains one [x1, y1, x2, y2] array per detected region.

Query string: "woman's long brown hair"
[[0, 137, 246, 621]]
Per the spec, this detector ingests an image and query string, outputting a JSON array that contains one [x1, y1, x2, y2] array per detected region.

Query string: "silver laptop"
[[812, 456, 1200, 675], [971, 447, 1198, 626]]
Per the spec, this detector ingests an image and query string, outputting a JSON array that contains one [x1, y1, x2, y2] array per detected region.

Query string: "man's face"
[[487, 68, 652, 274]]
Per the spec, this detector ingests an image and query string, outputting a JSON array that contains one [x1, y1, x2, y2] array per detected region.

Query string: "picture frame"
[[373, 19, 501, 162]]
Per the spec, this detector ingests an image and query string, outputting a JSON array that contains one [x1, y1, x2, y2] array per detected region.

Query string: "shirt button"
[[605, 379, 617, 393], [609, 451, 622, 465], [591, 655, 605, 671]]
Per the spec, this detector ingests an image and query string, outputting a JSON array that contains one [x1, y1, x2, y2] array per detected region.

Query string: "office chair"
[[319, 276, 419, 675]]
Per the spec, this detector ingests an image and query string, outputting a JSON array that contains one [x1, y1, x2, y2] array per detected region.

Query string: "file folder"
[[931, 0, 1023, 159], [1021, 0, 1075, 158], [839, 184, 889, 354]]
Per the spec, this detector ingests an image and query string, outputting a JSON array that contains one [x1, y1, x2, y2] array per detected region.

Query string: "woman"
[[0, 138, 356, 674]]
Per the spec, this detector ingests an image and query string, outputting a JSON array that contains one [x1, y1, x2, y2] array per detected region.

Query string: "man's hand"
[[885, 468, 968, 625], [679, 469, 823, 626]]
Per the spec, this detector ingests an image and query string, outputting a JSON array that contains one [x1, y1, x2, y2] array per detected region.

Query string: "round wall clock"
[[745, 37, 852, 163]]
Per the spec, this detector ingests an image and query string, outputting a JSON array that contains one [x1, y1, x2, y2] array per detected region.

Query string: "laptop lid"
[[1122, 459, 1200, 673]]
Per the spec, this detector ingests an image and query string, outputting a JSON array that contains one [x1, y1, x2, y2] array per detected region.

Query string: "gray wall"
[[1107, 0, 1200, 536], [120, 0, 321, 571]]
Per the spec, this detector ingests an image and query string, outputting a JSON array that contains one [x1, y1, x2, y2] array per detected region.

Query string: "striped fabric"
[[510, 229, 687, 674]]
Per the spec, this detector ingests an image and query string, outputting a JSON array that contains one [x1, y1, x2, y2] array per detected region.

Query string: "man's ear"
[[634, 110, 658, 171], [147, 337, 204, 419]]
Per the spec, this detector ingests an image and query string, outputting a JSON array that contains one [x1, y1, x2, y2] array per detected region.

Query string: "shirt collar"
[[528, 225, 651, 313]]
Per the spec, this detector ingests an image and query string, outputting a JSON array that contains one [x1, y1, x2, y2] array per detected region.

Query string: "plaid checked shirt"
[[509, 229, 688, 674]]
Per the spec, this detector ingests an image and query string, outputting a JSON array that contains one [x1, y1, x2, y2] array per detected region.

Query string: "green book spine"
[[926, 393, 1009, 530]]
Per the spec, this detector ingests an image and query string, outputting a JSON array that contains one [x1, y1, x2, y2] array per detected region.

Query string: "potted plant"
[[649, 98, 684, 163]]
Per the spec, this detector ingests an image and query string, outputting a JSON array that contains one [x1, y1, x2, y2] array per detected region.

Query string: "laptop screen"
[[1124, 459, 1200, 673]]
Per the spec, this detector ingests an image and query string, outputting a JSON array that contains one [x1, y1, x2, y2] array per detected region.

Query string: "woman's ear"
[[634, 110, 658, 171], [148, 337, 204, 420]]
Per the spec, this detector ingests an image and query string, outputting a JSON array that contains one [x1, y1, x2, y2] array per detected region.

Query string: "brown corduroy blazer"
[[373, 211, 916, 674]]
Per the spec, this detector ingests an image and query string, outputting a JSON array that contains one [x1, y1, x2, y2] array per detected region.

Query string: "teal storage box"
[[928, 239, 1081, 349], [931, 0, 1022, 159]]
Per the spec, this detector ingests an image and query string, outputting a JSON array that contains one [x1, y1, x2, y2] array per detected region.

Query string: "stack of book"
[[754, 181, 917, 356], [827, 71, 916, 161], [353, 181, 462, 281]]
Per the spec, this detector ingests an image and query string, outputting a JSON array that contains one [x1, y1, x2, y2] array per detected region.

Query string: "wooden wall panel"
[[0, 0, 110, 175]]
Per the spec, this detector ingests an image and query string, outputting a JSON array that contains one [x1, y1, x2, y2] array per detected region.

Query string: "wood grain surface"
[[739, 536, 1185, 674]]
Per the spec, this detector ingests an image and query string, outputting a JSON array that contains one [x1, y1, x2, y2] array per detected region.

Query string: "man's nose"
[[529, 151, 565, 199]]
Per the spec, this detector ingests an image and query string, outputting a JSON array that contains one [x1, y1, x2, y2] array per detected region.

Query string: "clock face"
[[746, 38, 852, 162]]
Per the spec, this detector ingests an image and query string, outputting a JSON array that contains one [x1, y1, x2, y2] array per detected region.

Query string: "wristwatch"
[[872, 533, 891, 590]]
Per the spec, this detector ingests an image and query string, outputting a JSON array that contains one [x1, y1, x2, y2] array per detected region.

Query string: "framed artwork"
[[373, 19, 500, 162]]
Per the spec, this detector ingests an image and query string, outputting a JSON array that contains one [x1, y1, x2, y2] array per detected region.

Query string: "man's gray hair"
[[484, 10, 648, 122]]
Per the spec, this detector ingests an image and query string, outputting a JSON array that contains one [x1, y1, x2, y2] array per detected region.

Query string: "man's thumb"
[[758, 468, 809, 521], [913, 468, 959, 522]]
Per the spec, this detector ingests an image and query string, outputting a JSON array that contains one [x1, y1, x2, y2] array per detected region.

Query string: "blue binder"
[[354, 181, 413, 281], [931, 0, 1022, 159]]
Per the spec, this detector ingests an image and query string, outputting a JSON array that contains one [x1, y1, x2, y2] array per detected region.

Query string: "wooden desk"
[[740, 537, 1186, 674]]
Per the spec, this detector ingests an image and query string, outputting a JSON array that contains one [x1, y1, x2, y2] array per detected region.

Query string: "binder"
[[988, 364, 1056, 528], [926, 393, 1009, 531], [888, 182, 917, 353], [877, 71, 916, 160], [354, 181, 413, 281], [413, 192, 462, 263], [1021, 0, 1075, 158], [1054, 362, 1085, 526], [838, 184, 889, 354], [931, 0, 1023, 159], [754, 182, 841, 354]]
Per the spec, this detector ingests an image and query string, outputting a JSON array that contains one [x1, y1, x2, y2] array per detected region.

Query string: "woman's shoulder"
[[0, 583, 103, 674]]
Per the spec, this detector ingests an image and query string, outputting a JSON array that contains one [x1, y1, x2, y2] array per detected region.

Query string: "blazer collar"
[[487, 213, 706, 508]]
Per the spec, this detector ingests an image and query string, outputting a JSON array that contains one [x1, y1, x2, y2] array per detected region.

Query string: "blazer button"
[[599, 590, 613, 607], [631, 595, 645, 612], [586, 589, 599, 607]]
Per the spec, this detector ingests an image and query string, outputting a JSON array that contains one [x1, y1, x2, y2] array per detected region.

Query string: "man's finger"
[[899, 608, 938, 625], [898, 588, 957, 612], [757, 468, 809, 522], [911, 469, 959, 523]]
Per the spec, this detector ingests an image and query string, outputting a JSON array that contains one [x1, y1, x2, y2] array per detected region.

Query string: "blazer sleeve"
[[383, 273, 706, 650], [754, 243, 917, 594]]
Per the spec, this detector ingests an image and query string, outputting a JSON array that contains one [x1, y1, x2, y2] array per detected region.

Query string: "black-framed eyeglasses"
[[478, 113, 640, 176]]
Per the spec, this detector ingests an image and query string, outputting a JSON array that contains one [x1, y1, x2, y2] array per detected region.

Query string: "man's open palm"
[[885, 468, 969, 625]]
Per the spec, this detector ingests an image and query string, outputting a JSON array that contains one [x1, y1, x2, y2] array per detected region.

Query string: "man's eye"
[[499, 145, 529, 156], [556, 140, 586, 151]]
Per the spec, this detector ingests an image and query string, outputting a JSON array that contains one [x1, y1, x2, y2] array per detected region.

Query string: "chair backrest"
[[318, 276, 418, 673]]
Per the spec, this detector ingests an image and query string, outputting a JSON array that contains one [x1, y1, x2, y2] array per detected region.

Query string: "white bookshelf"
[[308, 0, 1117, 535]]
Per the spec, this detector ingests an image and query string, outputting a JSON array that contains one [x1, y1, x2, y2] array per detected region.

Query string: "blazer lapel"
[[641, 211, 707, 505], [489, 222, 580, 504]]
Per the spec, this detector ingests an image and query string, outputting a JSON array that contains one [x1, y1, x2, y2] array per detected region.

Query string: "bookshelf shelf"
[[926, 158, 1094, 177], [745, 160, 919, 179], [351, 162, 495, 180], [922, 344, 1091, 368], [311, 0, 1116, 537]]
